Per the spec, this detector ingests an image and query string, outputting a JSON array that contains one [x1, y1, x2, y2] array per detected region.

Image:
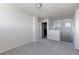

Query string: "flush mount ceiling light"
[[35, 3, 42, 9]]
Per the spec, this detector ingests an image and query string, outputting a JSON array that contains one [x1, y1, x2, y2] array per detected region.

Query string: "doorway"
[[42, 22, 47, 38]]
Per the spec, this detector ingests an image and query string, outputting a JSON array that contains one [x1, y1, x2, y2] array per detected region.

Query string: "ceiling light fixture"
[[35, 3, 42, 9]]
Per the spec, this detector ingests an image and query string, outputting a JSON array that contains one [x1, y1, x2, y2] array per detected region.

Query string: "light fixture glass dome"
[[35, 3, 42, 9]]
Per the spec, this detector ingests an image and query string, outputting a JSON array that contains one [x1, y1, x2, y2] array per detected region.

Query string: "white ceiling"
[[11, 3, 79, 19]]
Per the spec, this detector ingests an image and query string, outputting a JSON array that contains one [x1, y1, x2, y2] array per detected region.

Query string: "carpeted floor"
[[0, 39, 79, 55]]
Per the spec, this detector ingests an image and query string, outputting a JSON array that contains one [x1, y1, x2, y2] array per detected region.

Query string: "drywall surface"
[[74, 9, 79, 49], [0, 4, 34, 52], [33, 16, 39, 41]]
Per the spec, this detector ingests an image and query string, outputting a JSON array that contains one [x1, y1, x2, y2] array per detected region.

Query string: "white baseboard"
[[0, 40, 34, 54]]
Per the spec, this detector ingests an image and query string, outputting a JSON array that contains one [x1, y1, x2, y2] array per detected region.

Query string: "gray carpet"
[[1, 39, 79, 55]]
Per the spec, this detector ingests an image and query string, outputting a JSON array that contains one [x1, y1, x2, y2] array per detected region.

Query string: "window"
[[56, 23, 61, 27], [54, 21, 61, 29], [65, 22, 71, 27]]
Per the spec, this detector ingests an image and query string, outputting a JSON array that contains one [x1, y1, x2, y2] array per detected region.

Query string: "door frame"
[[40, 19, 48, 38]]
